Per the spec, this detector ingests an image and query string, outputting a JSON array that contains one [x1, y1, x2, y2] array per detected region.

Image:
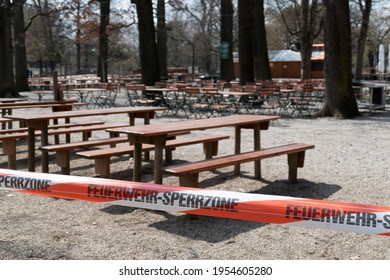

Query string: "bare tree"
[[353, 0, 372, 80], [363, 4, 390, 71], [275, 0, 323, 80], [168, 0, 220, 76]]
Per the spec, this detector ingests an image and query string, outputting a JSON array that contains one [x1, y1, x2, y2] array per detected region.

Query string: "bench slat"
[[76, 134, 230, 177], [163, 143, 315, 187], [40, 136, 129, 152], [0, 121, 105, 134], [77, 134, 230, 158], [164, 143, 314, 175], [0, 123, 128, 140]]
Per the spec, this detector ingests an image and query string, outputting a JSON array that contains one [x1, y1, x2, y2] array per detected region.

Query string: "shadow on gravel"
[[100, 205, 137, 215], [255, 179, 341, 200], [0, 239, 71, 260], [149, 213, 264, 244]]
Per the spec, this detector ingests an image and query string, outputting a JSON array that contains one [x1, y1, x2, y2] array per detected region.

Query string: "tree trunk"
[[354, 0, 372, 81], [41, 0, 57, 75], [0, 2, 18, 97], [75, 2, 82, 75], [300, 39, 313, 80], [220, 0, 235, 82], [157, 0, 168, 80], [135, 0, 160, 86], [238, 0, 255, 85], [13, 0, 30, 92], [300, 0, 312, 80], [97, 0, 110, 83], [253, 0, 271, 81], [318, 0, 359, 119]]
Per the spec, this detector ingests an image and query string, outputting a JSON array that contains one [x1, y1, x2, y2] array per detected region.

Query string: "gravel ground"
[[0, 90, 390, 260]]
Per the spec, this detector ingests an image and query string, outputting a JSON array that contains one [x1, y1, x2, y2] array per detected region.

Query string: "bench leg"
[[82, 132, 91, 141], [287, 152, 305, 184], [95, 158, 110, 178], [203, 142, 218, 159], [56, 151, 70, 175], [179, 174, 199, 188], [165, 149, 173, 163], [53, 119, 60, 144], [3, 139, 16, 170], [109, 132, 120, 148]]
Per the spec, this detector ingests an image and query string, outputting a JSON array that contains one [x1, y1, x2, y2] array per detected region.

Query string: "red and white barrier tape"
[[0, 169, 389, 236]]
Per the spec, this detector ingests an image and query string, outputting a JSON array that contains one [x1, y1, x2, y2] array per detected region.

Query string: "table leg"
[[133, 142, 143, 182], [28, 127, 35, 172], [53, 118, 60, 144], [154, 143, 164, 184], [65, 117, 71, 143], [253, 123, 261, 178], [41, 127, 49, 173], [143, 112, 151, 161], [234, 126, 241, 175]]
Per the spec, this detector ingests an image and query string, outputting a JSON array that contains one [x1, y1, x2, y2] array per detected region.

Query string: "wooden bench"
[[163, 143, 315, 187], [0, 123, 129, 169], [0, 120, 104, 134], [76, 134, 230, 177], [0, 120, 105, 145], [0, 118, 15, 124], [40, 130, 193, 174], [40, 136, 129, 174], [0, 117, 19, 130]]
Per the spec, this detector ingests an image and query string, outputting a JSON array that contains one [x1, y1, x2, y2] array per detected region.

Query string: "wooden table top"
[[7, 106, 165, 121], [0, 99, 78, 107], [0, 103, 85, 111], [108, 115, 280, 137], [0, 98, 29, 103]]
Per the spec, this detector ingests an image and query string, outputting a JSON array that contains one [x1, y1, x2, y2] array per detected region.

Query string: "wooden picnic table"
[[7, 106, 165, 173], [0, 102, 85, 114], [0, 99, 82, 129], [0, 99, 78, 108], [107, 114, 280, 184]]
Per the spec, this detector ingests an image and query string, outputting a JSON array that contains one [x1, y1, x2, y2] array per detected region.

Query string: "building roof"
[[269, 50, 325, 62], [269, 50, 301, 61]]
